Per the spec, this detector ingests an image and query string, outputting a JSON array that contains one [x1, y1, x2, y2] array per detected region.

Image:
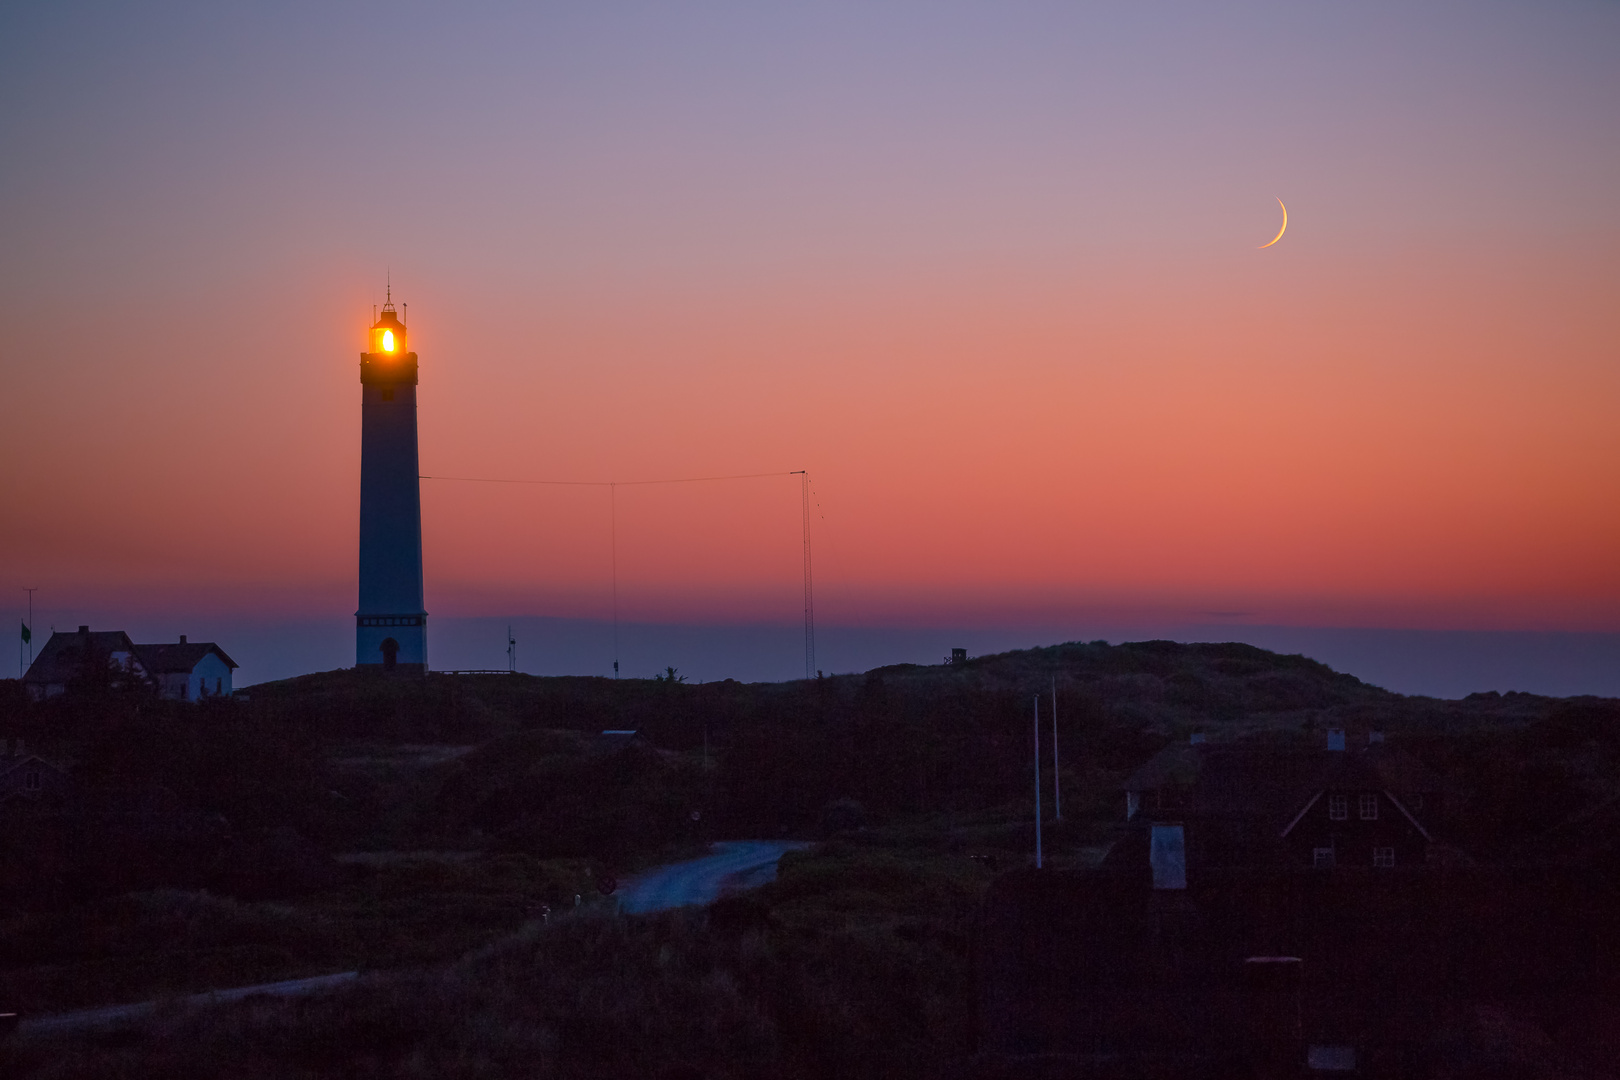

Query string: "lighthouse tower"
[[356, 291, 427, 673]]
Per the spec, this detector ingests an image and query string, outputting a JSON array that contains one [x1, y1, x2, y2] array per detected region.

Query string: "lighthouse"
[[356, 291, 427, 673]]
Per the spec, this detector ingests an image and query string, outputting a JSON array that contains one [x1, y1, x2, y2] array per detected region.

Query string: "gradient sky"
[[3, 2, 1619, 685]]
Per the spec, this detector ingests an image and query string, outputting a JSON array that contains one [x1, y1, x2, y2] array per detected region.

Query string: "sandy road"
[[13, 971, 359, 1039], [616, 840, 811, 914]]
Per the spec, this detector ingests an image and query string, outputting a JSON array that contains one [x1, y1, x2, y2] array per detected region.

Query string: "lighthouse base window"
[[1313, 848, 1336, 870]]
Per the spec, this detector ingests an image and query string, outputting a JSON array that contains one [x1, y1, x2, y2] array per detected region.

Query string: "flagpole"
[[22, 587, 37, 678]]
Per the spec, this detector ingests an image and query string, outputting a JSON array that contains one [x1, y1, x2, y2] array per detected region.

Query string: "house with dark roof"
[[135, 636, 238, 700], [22, 627, 238, 702], [21, 627, 146, 700], [1119, 730, 1444, 880]]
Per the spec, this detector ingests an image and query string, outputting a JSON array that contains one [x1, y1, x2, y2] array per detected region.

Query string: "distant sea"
[[133, 617, 1620, 700]]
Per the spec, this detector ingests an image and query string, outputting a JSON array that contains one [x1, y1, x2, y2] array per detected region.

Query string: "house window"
[[1328, 795, 1347, 821], [25, 769, 41, 792], [1313, 847, 1336, 869], [1374, 847, 1395, 868], [1360, 794, 1379, 820], [215, 677, 222, 694]]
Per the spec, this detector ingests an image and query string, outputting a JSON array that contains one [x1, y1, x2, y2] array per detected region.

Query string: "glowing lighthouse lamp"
[[356, 289, 427, 673]]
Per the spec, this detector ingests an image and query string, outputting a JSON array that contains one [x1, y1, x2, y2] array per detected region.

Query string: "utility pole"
[[1052, 677, 1062, 821], [507, 625, 516, 673], [1033, 695, 1043, 869], [610, 483, 619, 679], [793, 470, 815, 680]]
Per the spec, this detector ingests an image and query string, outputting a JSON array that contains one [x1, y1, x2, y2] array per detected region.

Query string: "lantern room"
[[360, 299, 418, 386], [369, 304, 405, 356]]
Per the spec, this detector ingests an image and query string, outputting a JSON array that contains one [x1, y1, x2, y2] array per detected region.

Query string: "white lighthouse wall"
[[357, 371, 428, 671]]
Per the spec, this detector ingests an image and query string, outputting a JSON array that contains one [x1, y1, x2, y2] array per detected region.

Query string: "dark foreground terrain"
[[3, 640, 1619, 1077]]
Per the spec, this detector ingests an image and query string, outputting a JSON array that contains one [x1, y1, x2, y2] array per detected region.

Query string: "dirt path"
[[616, 840, 810, 914]]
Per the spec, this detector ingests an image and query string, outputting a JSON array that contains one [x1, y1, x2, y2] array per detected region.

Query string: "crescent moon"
[[1258, 196, 1287, 248]]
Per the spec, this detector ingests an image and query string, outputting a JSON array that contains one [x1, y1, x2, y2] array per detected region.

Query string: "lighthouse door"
[[380, 637, 400, 672]]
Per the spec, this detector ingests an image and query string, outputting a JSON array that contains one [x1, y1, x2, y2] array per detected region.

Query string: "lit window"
[[1313, 848, 1336, 869], [1360, 794, 1379, 820], [1328, 795, 1347, 821], [1374, 847, 1395, 868]]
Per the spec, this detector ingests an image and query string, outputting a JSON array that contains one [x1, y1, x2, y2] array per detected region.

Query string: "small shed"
[[0, 740, 72, 809]]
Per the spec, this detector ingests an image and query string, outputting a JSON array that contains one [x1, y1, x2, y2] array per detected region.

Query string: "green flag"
[[20, 621, 29, 645]]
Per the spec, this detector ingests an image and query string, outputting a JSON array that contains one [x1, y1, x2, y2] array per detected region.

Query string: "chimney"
[[179, 635, 187, 644], [79, 625, 89, 634], [1327, 729, 1346, 752]]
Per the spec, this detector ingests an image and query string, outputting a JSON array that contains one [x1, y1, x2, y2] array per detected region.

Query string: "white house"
[[134, 636, 239, 700], [22, 627, 238, 701]]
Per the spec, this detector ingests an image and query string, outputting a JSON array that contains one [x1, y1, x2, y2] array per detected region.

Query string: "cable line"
[[419, 471, 792, 487], [421, 467, 819, 680]]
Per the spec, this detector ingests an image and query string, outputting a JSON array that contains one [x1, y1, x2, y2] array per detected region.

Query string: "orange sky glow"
[[3, 2, 1618, 685]]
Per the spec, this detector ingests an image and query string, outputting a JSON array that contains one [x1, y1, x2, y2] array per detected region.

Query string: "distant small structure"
[[948, 648, 968, 666], [22, 626, 238, 702], [0, 738, 71, 809]]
